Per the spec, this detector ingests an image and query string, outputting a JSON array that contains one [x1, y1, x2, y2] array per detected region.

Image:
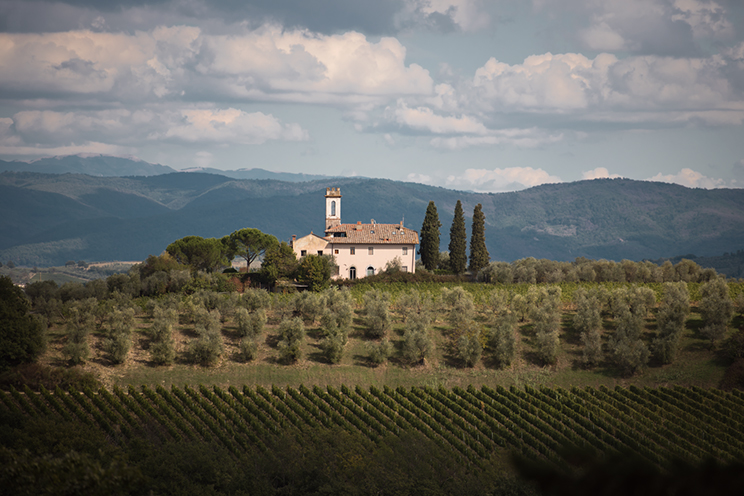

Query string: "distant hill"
[[1, 170, 743, 269], [0, 154, 333, 182], [180, 167, 334, 182], [0, 155, 176, 176]]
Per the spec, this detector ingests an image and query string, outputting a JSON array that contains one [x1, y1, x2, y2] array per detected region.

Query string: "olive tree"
[[699, 277, 734, 347], [652, 282, 690, 364], [277, 317, 305, 363], [529, 286, 562, 365], [363, 289, 391, 339]]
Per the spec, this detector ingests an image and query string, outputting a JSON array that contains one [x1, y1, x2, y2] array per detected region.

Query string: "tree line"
[[419, 200, 490, 275]]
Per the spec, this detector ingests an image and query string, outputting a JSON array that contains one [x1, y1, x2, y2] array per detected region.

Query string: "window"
[[366, 266, 375, 277], [317, 250, 323, 256], [331, 200, 336, 216], [402, 266, 408, 272], [368, 247, 374, 255], [334, 249, 339, 254], [402, 247, 408, 255], [300, 250, 307, 257], [349, 267, 356, 279], [350, 247, 355, 255]]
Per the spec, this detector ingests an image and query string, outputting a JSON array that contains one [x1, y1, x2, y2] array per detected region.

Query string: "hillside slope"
[[1, 171, 743, 267]]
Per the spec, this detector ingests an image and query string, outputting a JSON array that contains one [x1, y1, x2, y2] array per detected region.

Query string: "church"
[[290, 188, 419, 279]]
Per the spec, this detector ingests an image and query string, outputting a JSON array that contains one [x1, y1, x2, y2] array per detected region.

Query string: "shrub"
[[320, 334, 345, 364], [580, 327, 604, 367], [363, 289, 391, 339], [489, 311, 517, 369], [295, 291, 324, 324], [441, 287, 474, 331], [150, 338, 176, 365], [242, 288, 272, 312], [652, 282, 690, 364], [457, 325, 483, 368], [367, 338, 393, 366], [188, 331, 223, 366], [699, 278, 734, 347], [238, 337, 259, 362], [277, 317, 305, 363], [402, 313, 433, 365], [0, 276, 46, 371], [103, 308, 135, 365]]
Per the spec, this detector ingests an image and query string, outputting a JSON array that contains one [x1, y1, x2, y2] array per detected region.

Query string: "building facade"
[[291, 188, 419, 279]]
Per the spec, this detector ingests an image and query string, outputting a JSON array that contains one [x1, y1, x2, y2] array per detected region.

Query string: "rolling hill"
[[1, 164, 744, 268]]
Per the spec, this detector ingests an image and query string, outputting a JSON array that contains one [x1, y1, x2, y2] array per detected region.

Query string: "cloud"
[[405, 166, 562, 192], [0, 0, 406, 36], [0, 25, 433, 105], [387, 100, 488, 134], [647, 168, 728, 188], [0, 107, 308, 154], [582, 167, 622, 180], [445, 167, 563, 192], [461, 50, 744, 126], [538, 0, 733, 56], [159, 108, 308, 144], [429, 128, 564, 149], [399, 0, 491, 32]]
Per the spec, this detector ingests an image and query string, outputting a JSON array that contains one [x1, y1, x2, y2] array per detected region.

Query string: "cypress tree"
[[419, 201, 441, 271], [469, 203, 489, 273], [448, 200, 467, 274]]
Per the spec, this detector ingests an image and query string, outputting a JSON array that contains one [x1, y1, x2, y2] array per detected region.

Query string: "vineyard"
[[3, 383, 744, 470]]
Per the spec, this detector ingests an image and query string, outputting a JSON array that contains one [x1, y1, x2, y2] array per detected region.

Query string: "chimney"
[[291, 235, 296, 246]]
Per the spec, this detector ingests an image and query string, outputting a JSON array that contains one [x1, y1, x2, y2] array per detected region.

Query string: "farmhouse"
[[291, 188, 419, 279]]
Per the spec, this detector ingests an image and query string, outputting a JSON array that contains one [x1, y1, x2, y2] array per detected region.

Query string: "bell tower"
[[325, 187, 341, 230]]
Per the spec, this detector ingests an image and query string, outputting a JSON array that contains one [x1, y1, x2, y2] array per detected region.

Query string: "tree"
[[402, 311, 434, 365], [457, 322, 483, 367], [448, 200, 467, 274], [297, 254, 333, 292], [62, 298, 96, 365], [0, 276, 45, 371], [364, 289, 391, 339], [608, 287, 654, 375], [652, 282, 690, 364], [529, 286, 562, 365], [260, 241, 299, 285], [103, 307, 135, 365], [699, 277, 734, 346], [277, 317, 305, 363], [419, 201, 441, 271], [468, 203, 489, 274], [225, 228, 279, 269], [489, 311, 517, 369], [166, 236, 229, 273]]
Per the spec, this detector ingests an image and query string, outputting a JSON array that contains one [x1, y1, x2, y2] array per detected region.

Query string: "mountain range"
[[1, 155, 743, 269]]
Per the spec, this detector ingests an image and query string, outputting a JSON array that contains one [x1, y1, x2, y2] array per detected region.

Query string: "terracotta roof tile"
[[324, 223, 419, 244]]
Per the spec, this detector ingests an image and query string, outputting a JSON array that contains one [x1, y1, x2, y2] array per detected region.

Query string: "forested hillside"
[[1, 169, 744, 267]]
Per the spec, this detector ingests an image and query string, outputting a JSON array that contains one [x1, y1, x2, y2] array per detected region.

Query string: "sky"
[[1, 0, 743, 192]]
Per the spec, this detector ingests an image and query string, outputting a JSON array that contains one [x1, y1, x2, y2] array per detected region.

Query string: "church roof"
[[325, 222, 419, 245]]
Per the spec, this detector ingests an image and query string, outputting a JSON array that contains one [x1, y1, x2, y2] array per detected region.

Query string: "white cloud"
[[647, 168, 728, 188], [429, 128, 564, 150], [462, 50, 744, 125], [0, 107, 308, 154], [388, 100, 489, 134], [582, 167, 622, 180], [160, 108, 308, 144], [445, 167, 562, 192], [0, 25, 433, 105]]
